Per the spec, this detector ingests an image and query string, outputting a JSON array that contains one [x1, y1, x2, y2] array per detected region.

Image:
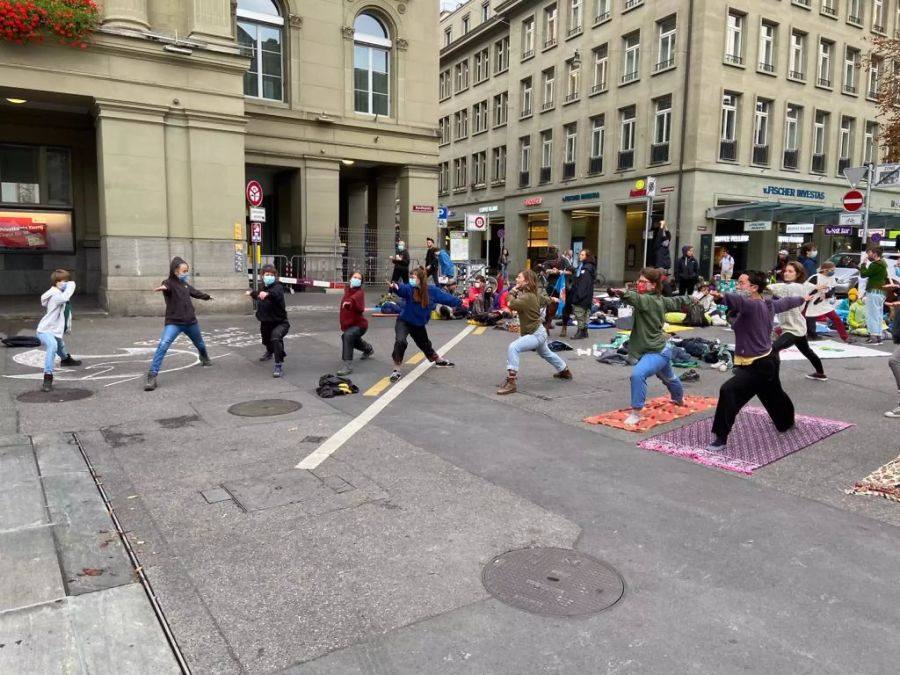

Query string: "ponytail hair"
[[411, 266, 430, 308]]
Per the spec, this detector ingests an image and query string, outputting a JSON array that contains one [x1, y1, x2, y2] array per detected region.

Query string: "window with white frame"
[[821, 0, 836, 17], [595, 0, 611, 23], [589, 115, 605, 172], [839, 117, 854, 162], [353, 12, 391, 115], [494, 37, 510, 73], [454, 109, 468, 139], [789, 31, 806, 79], [522, 16, 535, 57], [474, 49, 490, 83], [439, 161, 450, 193], [753, 98, 771, 162], [473, 100, 489, 134], [439, 116, 450, 144], [454, 59, 469, 92], [454, 157, 467, 189], [237, 0, 284, 101], [848, 0, 862, 22], [492, 145, 507, 182], [720, 92, 739, 160], [541, 130, 553, 168], [494, 92, 508, 127], [444, 27, 452, 46], [654, 95, 672, 147], [873, 0, 885, 31], [520, 136, 532, 174], [439, 69, 451, 100], [620, 106, 636, 152], [544, 4, 558, 47], [758, 21, 776, 72], [482, 1, 490, 22], [521, 76, 533, 116], [813, 110, 829, 171], [472, 151, 486, 185], [868, 57, 881, 97], [656, 16, 676, 70], [864, 121, 877, 163], [564, 123, 577, 163], [622, 32, 640, 82], [817, 39, 833, 86], [592, 44, 609, 92], [542, 67, 556, 108], [844, 47, 859, 93], [567, 0, 583, 35], [725, 11, 744, 64], [784, 104, 801, 169], [566, 58, 581, 100]]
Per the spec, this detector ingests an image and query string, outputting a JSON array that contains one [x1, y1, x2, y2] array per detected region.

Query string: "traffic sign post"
[[842, 190, 864, 212]]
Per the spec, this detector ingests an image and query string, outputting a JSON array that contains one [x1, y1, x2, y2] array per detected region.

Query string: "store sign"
[[744, 220, 772, 232], [825, 226, 854, 236], [839, 213, 863, 227], [478, 205, 500, 213], [778, 236, 805, 243], [660, 186, 675, 194], [715, 235, 750, 243], [697, 225, 708, 232], [785, 223, 814, 234], [561, 191, 600, 203], [0, 217, 47, 249], [412, 205, 435, 213], [524, 197, 543, 207], [762, 185, 826, 200]]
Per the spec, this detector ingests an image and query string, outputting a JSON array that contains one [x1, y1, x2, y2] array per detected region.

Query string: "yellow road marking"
[[363, 377, 392, 397], [474, 326, 487, 335], [406, 353, 425, 365]]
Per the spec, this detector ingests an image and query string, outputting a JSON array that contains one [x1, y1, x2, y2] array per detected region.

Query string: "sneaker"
[[60, 356, 82, 367], [553, 368, 573, 380], [361, 347, 374, 360], [681, 369, 700, 382], [672, 399, 686, 406], [805, 373, 828, 382], [884, 406, 900, 418], [866, 336, 884, 345], [259, 351, 273, 362], [705, 437, 727, 452], [199, 354, 212, 366], [623, 412, 641, 427], [389, 370, 403, 383], [144, 372, 157, 391], [336, 362, 352, 376], [273, 363, 283, 378], [434, 359, 455, 368]]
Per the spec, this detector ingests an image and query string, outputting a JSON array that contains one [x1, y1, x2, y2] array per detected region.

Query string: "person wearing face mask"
[[424, 238, 439, 286], [467, 275, 488, 314], [145, 256, 213, 391], [566, 249, 597, 340], [337, 271, 373, 375], [609, 268, 696, 427], [246, 264, 290, 378], [803, 261, 850, 343], [797, 243, 818, 279], [35, 268, 82, 392], [390, 240, 410, 284]]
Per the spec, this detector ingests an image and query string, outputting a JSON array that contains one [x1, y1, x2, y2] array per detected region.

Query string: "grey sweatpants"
[[890, 344, 900, 393]]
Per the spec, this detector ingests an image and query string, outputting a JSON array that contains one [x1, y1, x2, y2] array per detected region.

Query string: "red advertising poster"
[[0, 216, 48, 249]]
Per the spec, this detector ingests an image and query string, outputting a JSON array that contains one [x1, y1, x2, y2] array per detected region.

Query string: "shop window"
[[237, 0, 284, 101], [354, 12, 392, 116]]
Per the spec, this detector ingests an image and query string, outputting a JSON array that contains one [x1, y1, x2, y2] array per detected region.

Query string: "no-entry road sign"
[[842, 190, 864, 212]]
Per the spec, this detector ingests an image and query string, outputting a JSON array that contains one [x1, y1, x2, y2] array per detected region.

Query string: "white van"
[[828, 250, 900, 295]]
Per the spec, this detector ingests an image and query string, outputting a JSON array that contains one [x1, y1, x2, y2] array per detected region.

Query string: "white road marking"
[[296, 324, 475, 470]]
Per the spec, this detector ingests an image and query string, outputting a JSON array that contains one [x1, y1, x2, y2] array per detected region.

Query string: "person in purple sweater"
[[707, 271, 815, 452]]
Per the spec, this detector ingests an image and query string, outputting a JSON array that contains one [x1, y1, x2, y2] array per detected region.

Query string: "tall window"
[[758, 21, 776, 72], [623, 32, 640, 83], [462, 14, 470, 34], [868, 57, 881, 97], [494, 37, 510, 73], [444, 27, 452, 46], [353, 12, 391, 115], [720, 92, 739, 160], [566, 58, 581, 101], [567, 0, 583, 36], [848, 0, 862, 23], [839, 117, 854, 170], [725, 11, 743, 64], [453, 157, 467, 189], [521, 77, 533, 117], [494, 92, 508, 127], [618, 106, 636, 170], [817, 39, 833, 87], [784, 104, 801, 168], [542, 67, 555, 109], [519, 136, 532, 184], [873, 0, 885, 31], [589, 115, 605, 173], [753, 98, 771, 164], [656, 16, 676, 71], [592, 44, 609, 92], [522, 16, 535, 58], [439, 116, 450, 145], [564, 123, 577, 163], [821, 0, 836, 17], [653, 95, 672, 163], [454, 109, 468, 139], [844, 47, 859, 94], [454, 59, 470, 92], [864, 121, 877, 163], [474, 49, 490, 83], [473, 100, 489, 134], [237, 0, 284, 101], [789, 31, 806, 80], [439, 70, 451, 100], [595, 0, 611, 23], [543, 4, 558, 47], [812, 110, 829, 172], [482, 1, 490, 22], [472, 151, 486, 186], [540, 129, 554, 179], [492, 145, 507, 182], [439, 162, 450, 194]]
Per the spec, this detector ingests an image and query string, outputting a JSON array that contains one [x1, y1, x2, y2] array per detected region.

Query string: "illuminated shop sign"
[[762, 185, 826, 200]]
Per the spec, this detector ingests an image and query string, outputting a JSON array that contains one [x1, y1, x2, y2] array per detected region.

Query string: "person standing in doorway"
[[719, 247, 735, 281], [860, 245, 888, 344], [390, 240, 410, 284], [675, 245, 700, 296], [653, 220, 672, 272], [797, 243, 818, 279], [498, 247, 510, 282], [425, 237, 439, 287]]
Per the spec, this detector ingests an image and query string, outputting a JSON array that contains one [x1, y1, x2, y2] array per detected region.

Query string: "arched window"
[[353, 12, 391, 115], [237, 0, 284, 101]]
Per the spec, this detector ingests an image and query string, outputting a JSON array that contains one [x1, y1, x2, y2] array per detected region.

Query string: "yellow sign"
[[233, 223, 243, 240], [634, 179, 646, 190]]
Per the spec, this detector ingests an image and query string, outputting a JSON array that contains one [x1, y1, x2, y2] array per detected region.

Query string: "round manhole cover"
[[482, 547, 624, 617], [227, 399, 302, 417], [17, 388, 94, 404]]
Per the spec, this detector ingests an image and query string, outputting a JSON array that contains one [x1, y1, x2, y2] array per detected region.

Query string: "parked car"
[[828, 251, 900, 295]]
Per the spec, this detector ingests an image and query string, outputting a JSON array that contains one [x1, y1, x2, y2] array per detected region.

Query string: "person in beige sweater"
[[769, 261, 827, 381]]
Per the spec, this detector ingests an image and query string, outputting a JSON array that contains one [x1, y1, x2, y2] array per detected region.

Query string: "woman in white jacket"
[[769, 261, 827, 381], [36, 269, 82, 392]]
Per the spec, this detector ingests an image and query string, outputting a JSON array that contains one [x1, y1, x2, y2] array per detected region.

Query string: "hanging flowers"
[[0, 0, 100, 48]]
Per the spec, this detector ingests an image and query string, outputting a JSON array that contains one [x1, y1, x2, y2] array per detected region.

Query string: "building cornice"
[[440, 15, 509, 61]]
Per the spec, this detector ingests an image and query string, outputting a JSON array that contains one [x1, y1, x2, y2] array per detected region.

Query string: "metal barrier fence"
[[254, 254, 421, 288]]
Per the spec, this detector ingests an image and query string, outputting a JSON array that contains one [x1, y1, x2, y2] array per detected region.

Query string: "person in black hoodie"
[[652, 220, 672, 271], [390, 240, 410, 284], [566, 249, 597, 340], [675, 245, 700, 296], [424, 238, 439, 286], [144, 257, 213, 391], [246, 264, 289, 378]]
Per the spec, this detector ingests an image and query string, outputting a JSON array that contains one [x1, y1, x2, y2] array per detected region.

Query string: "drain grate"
[[482, 547, 624, 617], [227, 399, 302, 417], [17, 388, 93, 403]]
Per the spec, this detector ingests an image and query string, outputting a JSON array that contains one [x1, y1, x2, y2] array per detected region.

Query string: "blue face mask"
[[263, 275, 276, 286], [397, 245, 405, 252], [58, 281, 68, 291], [178, 273, 190, 283], [350, 278, 362, 288], [409, 277, 418, 287]]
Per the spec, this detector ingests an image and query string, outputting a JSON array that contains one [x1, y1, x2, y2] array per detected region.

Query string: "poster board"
[[0, 211, 73, 252], [449, 231, 468, 261]]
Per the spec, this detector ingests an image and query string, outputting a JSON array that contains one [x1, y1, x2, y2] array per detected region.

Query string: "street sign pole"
[[862, 162, 873, 250], [486, 214, 491, 275], [643, 195, 652, 268]]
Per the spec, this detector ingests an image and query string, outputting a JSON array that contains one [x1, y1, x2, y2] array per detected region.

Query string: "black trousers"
[[260, 320, 290, 363], [711, 352, 795, 442], [392, 318, 437, 365], [391, 267, 409, 284], [342, 325, 372, 362], [772, 331, 824, 375], [678, 279, 697, 296]]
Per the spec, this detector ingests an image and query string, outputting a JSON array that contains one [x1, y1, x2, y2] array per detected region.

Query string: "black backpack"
[[2, 336, 41, 348], [316, 374, 359, 398]]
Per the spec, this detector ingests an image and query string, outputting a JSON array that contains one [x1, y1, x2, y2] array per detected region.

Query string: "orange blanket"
[[583, 395, 718, 432]]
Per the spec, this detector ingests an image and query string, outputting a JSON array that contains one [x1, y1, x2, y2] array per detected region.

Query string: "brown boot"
[[559, 325, 568, 337], [553, 368, 573, 380], [497, 373, 517, 395]]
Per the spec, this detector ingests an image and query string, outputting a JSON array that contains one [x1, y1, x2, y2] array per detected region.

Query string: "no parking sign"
[[466, 213, 488, 232]]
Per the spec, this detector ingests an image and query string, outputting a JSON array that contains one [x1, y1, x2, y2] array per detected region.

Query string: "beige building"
[[0, 0, 439, 314], [439, 0, 900, 283]]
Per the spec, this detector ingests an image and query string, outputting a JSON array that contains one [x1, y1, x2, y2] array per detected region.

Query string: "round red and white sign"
[[842, 190, 864, 212], [246, 180, 264, 207]]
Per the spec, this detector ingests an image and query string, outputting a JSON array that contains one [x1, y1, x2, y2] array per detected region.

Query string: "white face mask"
[[409, 277, 418, 287]]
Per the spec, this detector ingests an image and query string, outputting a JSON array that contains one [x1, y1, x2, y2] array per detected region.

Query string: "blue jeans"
[[630, 344, 684, 410], [37, 332, 68, 374], [866, 290, 885, 337], [149, 322, 207, 374], [507, 325, 566, 373]]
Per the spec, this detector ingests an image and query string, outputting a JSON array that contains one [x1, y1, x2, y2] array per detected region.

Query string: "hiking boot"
[[496, 377, 517, 395], [623, 412, 641, 427], [805, 372, 828, 382], [706, 437, 727, 452], [389, 369, 403, 383], [199, 353, 212, 366], [272, 363, 283, 378], [885, 405, 900, 418], [41, 373, 53, 392], [553, 368, 573, 380], [259, 351, 273, 362], [361, 347, 374, 360], [336, 362, 353, 376], [60, 356, 81, 367], [434, 359, 455, 368], [144, 372, 157, 391], [559, 326, 568, 338]]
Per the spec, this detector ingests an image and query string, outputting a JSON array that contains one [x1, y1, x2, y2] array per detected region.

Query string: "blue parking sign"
[[438, 206, 449, 220]]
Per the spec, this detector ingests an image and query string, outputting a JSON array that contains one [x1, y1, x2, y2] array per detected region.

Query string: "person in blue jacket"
[[389, 266, 462, 382]]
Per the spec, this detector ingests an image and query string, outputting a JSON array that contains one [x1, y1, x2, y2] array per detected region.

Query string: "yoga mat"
[[583, 395, 718, 432], [618, 325, 694, 336], [588, 323, 616, 329], [777, 339, 890, 361], [846, 455, 900, 502], [637, 407, 854, 475], [371, 312, 399, 317]]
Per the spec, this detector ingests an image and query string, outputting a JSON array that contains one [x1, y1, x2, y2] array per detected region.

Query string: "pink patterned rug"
[[636, 407, 854, 475]]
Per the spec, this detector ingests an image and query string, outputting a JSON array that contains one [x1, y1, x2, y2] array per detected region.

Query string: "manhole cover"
[[17, 388, 93, 404], [227, 399, 302, 417], [482, 547, 624, 617]]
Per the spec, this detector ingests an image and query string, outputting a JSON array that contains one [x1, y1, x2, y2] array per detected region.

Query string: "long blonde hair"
[[519, 269, 538, 294], [411, 266, 430, 308]]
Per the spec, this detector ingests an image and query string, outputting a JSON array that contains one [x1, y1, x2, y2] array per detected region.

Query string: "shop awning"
[[706, 201, 900, 228]]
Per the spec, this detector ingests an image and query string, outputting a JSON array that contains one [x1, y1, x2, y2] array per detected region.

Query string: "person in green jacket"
[[610, 267, 696, 426], [859, 245, 889, 344]]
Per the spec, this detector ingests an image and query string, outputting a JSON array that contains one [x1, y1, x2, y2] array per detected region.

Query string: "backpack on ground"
[[316, 374, 359, 398], [2, 336, 41, 348]]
